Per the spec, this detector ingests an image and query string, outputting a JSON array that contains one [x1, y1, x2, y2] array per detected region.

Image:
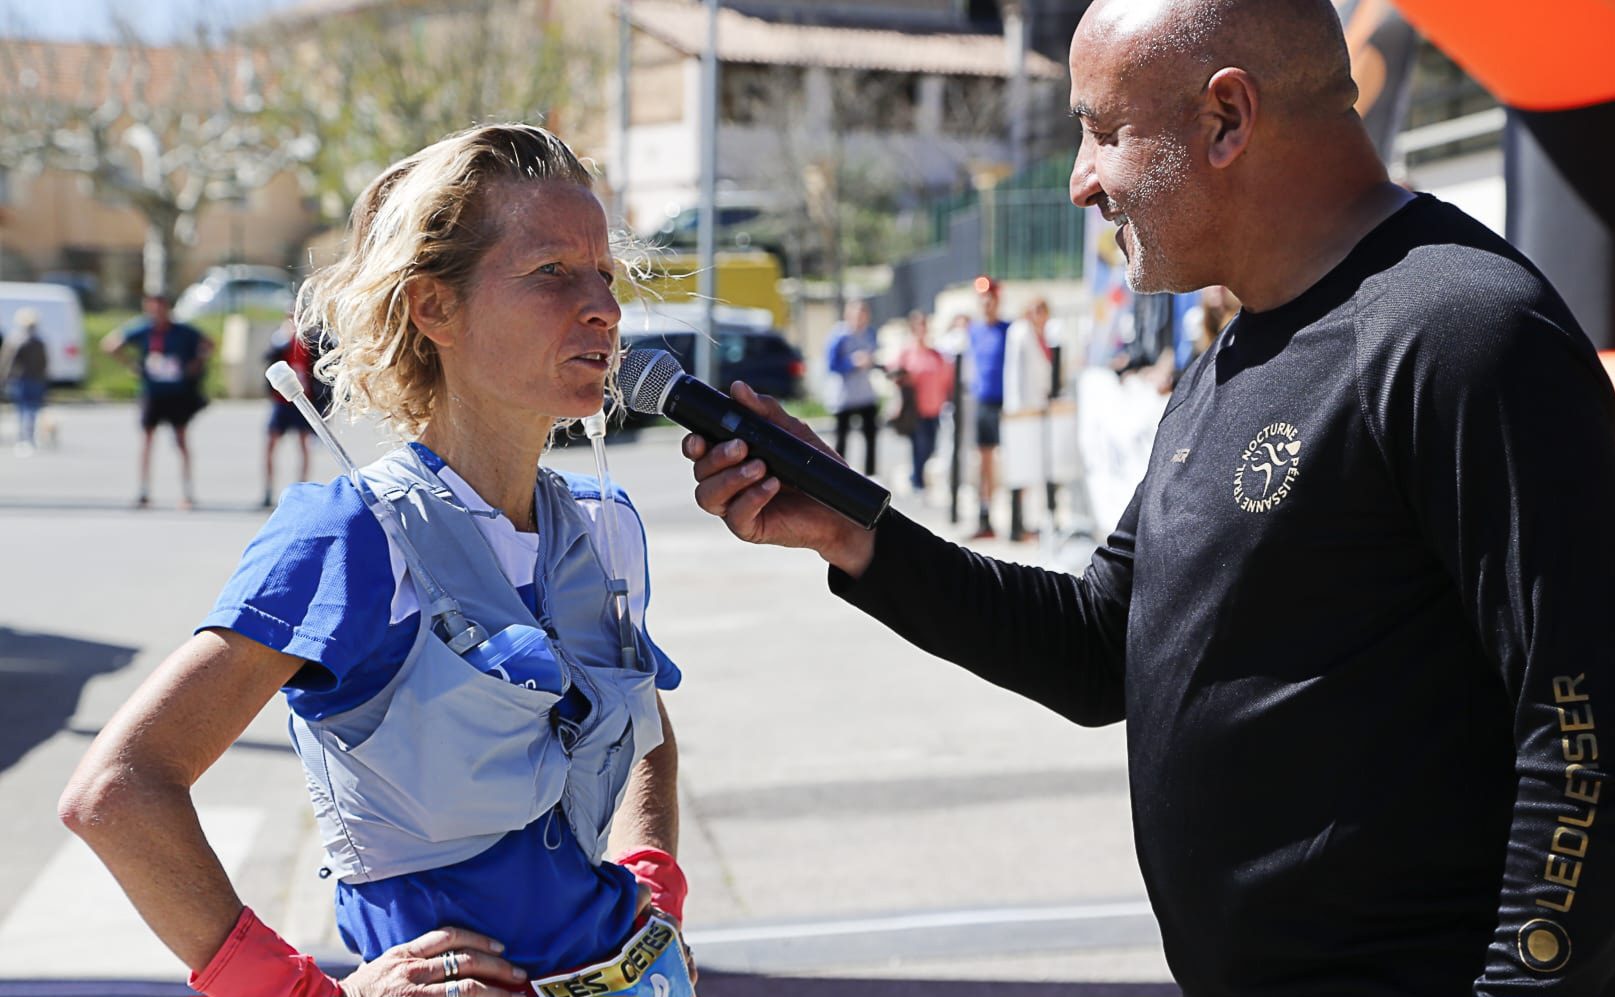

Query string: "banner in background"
[[1081, 206, 1134, 368], [1391, 0, 1615, 111]]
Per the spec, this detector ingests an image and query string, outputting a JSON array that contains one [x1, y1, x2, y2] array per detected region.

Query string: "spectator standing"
[[966, 276, 1009, 538], [891, 311, 953, 495], [1181, 285, 1241, 364], [1114, 291, 1179, 394], [824, 298, 880, 476], [1002, 297, 1057, 541], [103, 293, 213, 509], [3, 308, 49, 455], [262, 318, 331, 508]]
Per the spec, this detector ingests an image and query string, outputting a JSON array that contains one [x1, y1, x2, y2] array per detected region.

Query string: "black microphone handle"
[[664, 375, 890, 530]]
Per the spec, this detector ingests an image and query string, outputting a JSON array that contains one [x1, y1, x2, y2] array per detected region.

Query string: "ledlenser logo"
[[1233, 422, 1302, 513]]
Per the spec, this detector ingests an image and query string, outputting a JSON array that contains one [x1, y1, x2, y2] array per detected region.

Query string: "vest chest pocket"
[[332, 635, 571, 844]]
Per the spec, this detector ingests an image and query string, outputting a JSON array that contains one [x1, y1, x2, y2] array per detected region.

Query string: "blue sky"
[[3, 0, 299, 42]]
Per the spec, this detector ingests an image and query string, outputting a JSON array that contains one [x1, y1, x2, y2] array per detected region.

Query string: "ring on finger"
[[446, 981, 462, 997], [441, 950, 462, 980]]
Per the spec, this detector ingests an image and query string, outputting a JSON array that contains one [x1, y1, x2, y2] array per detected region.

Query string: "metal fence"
[[981, 183, 1084, 280], [868, 156, 1082, 322]]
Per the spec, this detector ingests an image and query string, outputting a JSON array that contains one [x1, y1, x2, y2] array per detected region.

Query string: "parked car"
[[173, 264, 296, 321], [0, 281, 86, 385], [648, 191, 800, 269], [616, 301, 804, 418]]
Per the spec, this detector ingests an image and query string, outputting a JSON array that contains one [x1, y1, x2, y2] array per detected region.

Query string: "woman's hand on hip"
[[341, 926, 530, 997]]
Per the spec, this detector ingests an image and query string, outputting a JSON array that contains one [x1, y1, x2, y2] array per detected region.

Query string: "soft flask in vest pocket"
[[462, 624, 566, 694]]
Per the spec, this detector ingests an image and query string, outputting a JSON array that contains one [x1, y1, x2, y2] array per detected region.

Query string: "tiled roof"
[[0, 37, 252, 105], [625, 0, 1066, 79]]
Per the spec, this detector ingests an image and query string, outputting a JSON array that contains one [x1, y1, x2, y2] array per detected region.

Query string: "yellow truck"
[[623, 250, 788, 331]]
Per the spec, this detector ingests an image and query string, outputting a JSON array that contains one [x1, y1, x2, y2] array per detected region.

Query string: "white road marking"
[[685, 899, 1157, 945], [0, 806, 264, 976]]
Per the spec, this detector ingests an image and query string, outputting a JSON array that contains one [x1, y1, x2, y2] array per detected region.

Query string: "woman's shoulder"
[[269, 475, 386, 539], [232, 476, 396, 603], [204, 475, 403, 682]]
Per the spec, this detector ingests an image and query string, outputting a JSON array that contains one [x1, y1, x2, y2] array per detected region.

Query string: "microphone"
[[618, 349, 890, 530]]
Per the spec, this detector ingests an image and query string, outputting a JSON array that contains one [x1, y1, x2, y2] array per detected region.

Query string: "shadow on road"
[[0, 973, 1180, 997], [0, 963, 1175, 995], [699, 974, 1180, 995], [0, 498, 274, 515], [0, 626, 138, 774]]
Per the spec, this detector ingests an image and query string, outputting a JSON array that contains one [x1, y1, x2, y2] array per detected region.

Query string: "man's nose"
[[1069, 139, 1102, 209]]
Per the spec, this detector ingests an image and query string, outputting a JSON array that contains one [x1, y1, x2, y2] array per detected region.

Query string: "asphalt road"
[[0, 400, 1172, 993]]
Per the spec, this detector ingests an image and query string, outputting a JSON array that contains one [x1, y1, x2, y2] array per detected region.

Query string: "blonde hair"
[[298, 123, 595, 437]]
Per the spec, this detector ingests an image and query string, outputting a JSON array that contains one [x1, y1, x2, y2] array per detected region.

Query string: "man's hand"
[[341, 927, 529, 997], [683, 381, 876, 578]]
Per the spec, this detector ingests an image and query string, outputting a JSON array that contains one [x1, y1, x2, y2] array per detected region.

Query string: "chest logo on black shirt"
[[1233, 422, 1302, 513]]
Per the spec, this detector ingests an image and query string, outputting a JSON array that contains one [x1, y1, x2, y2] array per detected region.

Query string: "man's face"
[[1067, 9, 1213, 293], [144, 296, 171, 324], [980, 291, 999, 322]]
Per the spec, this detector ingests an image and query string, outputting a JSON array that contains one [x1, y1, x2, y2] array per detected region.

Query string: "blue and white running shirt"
[[200, 442, 681, 973]]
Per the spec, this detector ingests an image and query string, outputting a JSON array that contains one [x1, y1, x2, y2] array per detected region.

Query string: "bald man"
[[683, 1, 1615, 992]]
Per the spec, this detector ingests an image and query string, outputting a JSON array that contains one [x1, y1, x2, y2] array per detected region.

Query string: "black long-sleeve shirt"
[[832, 195, 1615, 995]]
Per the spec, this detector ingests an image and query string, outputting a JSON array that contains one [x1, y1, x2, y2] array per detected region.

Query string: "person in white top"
[[1002, 298, 1058, 541]]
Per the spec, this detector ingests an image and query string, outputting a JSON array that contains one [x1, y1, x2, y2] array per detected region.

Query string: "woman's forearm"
[[60, 629, 306, 971], [60, 767, 244, 969]]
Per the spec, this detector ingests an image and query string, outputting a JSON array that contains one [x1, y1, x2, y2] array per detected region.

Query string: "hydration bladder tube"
[[581, 409, 640, 673], [265, 361, 488, 653]]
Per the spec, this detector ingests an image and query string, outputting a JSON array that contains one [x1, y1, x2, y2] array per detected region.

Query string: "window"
[[746, 335, 794, 360], [834, 70, 919, 132], [716, 329, 747, 364], [1401, 41, 1498, 168], [721, 64, 801, 126], [941, 75, 1003, 137], [717, 207, 763, 227]]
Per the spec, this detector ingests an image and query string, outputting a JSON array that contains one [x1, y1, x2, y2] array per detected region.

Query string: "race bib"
[[145, 352, 185, 383]]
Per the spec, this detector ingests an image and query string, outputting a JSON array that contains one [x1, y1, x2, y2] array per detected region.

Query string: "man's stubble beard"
[[1121, 134, 1196, 294]]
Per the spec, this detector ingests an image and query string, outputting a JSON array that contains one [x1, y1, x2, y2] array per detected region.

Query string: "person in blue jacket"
[[61, 124, 694, 997], [824, 297, 881, 476]]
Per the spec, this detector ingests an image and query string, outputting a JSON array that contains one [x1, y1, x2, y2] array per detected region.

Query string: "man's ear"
[[1203, 67, 1257, 169], [405, 275, 459, 349]]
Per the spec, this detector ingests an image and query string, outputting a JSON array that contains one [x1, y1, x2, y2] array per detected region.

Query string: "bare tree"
[[261, 0, 604, 224], [721, 63, 1000, 293], [0, 19, 314, 295]]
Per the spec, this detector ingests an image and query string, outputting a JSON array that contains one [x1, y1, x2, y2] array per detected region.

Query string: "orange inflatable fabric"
[[1392, 0, 1615, 111]]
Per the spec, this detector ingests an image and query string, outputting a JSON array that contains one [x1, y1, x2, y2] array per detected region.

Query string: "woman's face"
[[436, 180, 621, 424]]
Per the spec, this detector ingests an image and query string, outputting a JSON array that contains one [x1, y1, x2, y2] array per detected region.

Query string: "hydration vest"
[[289, 446, 665, 884]]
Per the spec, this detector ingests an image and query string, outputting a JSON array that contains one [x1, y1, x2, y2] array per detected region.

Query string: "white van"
[[0, 282, 87, 385]]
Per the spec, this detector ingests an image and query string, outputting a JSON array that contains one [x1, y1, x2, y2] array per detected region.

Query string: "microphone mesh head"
[[618, 349, 684, 415]]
